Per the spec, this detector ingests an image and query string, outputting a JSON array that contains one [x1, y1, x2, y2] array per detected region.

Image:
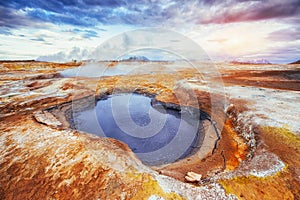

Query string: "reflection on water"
[[72, 93, 204, 165]]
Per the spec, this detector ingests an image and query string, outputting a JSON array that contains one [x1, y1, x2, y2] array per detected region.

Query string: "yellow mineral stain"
[[127, 172, 184, 200]]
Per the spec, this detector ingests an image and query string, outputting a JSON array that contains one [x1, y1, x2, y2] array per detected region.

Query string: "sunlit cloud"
[[0, 0, 299, 63], [186, 19, 299, 63]]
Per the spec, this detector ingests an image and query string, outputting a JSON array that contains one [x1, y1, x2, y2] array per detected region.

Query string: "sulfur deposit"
[[0, 61, 299, 199]]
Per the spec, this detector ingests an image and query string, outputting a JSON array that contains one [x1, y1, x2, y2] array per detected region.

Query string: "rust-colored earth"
[[0, 61, 299, 199]]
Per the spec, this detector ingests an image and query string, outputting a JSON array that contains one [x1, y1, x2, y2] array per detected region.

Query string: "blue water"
[[73, 94, 203, 165]]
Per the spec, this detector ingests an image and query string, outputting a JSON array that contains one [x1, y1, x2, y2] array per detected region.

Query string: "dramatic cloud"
[[1, 0, 299, 29], [0, 28, 12, 36], [0, 0, 299, 63], [199, 0, 300, 24], [267, 27, 300, 41], [0, 6, 40, 28]]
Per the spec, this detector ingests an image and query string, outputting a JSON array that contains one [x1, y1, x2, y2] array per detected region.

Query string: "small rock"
[[185, 171, 202, 182], [33, 110, 62, 128]]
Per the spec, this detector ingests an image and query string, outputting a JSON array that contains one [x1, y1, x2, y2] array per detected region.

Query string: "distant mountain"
[[231, 58, 271, 65], [120, 56, 150, 62], [289, 60, 300, 64]]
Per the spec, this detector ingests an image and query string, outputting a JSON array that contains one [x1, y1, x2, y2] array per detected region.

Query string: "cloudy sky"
[[0, 0, 299, 63]]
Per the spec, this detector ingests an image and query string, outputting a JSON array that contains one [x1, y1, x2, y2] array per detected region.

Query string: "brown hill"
[[289, 60, 300, 64]]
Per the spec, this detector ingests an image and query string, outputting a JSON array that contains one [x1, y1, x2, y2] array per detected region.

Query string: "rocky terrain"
[[0, 61, 299, 199]]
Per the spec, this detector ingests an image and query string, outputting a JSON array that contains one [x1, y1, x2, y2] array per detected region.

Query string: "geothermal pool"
[[72, 94, 205, 165]]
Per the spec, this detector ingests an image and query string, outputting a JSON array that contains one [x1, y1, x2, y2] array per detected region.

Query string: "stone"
[[33, 110, 62, 128], [185, 172, 202, 182]]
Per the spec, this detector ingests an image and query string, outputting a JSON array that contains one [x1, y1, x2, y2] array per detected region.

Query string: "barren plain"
[[0, 61, 299, 199]]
